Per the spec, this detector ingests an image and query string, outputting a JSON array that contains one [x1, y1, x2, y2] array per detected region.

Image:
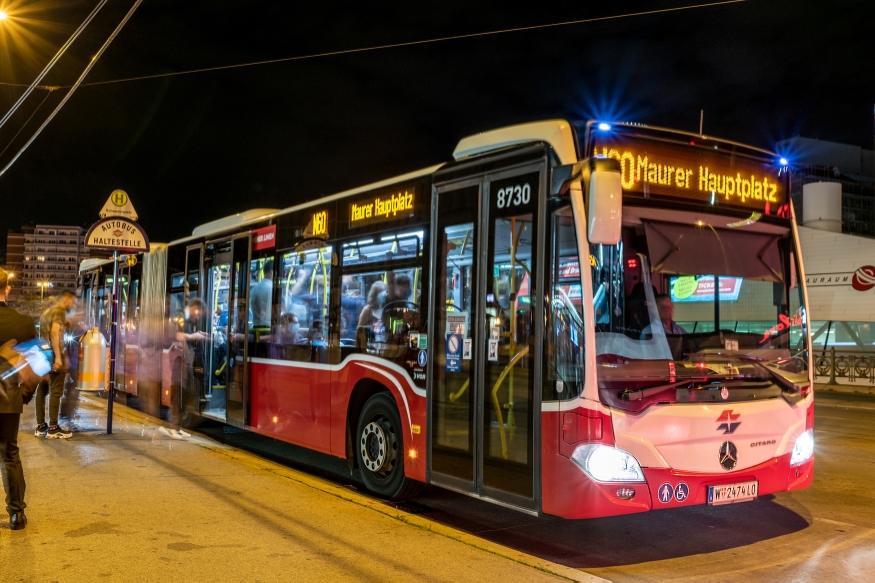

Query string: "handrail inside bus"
[[448, 378, 469, 402], [491, 345, 529, 460]]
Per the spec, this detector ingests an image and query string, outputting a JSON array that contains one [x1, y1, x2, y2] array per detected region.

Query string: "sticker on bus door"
[[462, 339, 472, 360], [446, 334, 462, 372], [488, 339, 499, 361]]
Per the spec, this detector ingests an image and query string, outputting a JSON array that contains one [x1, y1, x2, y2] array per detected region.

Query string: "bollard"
[[77, 328, 107, 391]]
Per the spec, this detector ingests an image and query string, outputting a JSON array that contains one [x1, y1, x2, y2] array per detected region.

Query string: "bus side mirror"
[[583, 157, 622, 245]]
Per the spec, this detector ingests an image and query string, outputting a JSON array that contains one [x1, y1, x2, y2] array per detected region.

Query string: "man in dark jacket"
[[0, 267, 39, 531]]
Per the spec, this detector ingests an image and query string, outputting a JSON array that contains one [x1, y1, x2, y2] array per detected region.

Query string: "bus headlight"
[[571, 444, 645, 482], [790, 430, 814, 465]]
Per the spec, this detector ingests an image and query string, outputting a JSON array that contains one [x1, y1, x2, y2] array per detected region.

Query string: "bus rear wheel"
[[356, 393, 422, 500]]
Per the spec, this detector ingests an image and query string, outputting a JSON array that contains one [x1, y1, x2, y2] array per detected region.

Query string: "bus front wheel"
[[356, 393, 422, 500]]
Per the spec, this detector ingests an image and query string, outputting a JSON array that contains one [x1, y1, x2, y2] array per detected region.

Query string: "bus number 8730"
[[495, 183, 531, 209]]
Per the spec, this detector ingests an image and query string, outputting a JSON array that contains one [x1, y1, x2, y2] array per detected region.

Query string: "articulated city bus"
[[78, 120, 814, 518]]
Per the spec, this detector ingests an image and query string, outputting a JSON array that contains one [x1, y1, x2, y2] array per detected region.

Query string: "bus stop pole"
[[106, 250, 118, 434]]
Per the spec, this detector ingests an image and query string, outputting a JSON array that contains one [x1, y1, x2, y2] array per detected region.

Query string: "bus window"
[[546, 207, 585, 401], [342, 232, 422, 267], [274, 246, 332, 362], [345, 269, 420, 345], [339, 233, 426, 377], [249, 256, 274, 332]]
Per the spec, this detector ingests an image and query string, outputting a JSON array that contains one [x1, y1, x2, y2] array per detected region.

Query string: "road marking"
[[814, 517, 865, 528], [708, 523, 875, 578]]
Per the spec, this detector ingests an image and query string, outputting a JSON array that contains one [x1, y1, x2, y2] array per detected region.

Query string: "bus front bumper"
[[542, 451, 813, 519]]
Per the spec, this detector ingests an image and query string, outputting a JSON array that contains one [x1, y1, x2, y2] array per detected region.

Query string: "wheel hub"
[[360, 420, 394, 473]]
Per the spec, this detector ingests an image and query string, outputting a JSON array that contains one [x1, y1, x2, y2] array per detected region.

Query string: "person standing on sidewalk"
[[0, 267, 39, 530], [34, 290, 76, 439]]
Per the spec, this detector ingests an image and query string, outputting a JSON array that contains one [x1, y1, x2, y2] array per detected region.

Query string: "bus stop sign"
[[85, 217, 150, 253]]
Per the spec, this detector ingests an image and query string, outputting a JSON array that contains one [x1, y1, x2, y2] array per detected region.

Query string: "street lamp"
[[0, 12, 8, 21], [37, 280, 52, 299]]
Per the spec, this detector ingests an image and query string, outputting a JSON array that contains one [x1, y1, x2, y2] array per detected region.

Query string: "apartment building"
[[15, 224, 89, 295]]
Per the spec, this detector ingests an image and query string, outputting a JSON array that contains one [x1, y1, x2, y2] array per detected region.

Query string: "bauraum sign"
[[805, 265, 875, 292], [85, 217, 150, 253]]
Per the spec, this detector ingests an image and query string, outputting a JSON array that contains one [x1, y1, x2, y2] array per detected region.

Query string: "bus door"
[[179, 244, 203, 418], [430, 164, 545, 512], [200, 235, 251, 426]]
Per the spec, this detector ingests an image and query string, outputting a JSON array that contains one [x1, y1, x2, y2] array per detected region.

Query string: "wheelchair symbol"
[[674, 482, 690, 502]]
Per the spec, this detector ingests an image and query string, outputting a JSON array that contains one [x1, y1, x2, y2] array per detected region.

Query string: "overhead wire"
[[0, 0, 744, 178], [0, 88, 54, 161], [0, 0, 145, 179], [0, 0, 744, 91], [0, 0, 109, 131]]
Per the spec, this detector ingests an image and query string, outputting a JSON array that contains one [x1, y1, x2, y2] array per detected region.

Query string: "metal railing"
[[814, 348, 875, 384]]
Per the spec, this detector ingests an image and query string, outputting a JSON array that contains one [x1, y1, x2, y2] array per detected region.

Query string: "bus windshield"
[[591, 206, 808, 408]]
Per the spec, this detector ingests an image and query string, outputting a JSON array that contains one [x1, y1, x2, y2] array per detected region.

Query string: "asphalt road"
[[127, 392, 875, 581]]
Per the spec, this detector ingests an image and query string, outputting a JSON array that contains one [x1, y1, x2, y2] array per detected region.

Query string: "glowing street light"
[[37, 280, 53, 299], [0, 12, 9, 20]]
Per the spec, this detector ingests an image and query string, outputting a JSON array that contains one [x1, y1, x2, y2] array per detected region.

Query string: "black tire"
[[356, 393, 423, 500]]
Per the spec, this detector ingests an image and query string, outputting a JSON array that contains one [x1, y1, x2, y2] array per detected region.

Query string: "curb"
[[815, 400, 875, 411], [80, 395, 605, 582], [815, 383, 875, 397]]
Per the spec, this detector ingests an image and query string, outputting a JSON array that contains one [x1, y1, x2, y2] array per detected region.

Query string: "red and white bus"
[[78, 120, 814, 518]]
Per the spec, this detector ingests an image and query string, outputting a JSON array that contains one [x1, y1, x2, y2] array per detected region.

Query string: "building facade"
[[18, 224, 89, 295], [4, 225, 32, 297], [778, 136, 875, 238]]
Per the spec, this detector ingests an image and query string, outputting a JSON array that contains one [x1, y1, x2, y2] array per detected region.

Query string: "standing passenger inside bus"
[[340, 276, 365, 343], [357, 280, 387, 345], [250, 258, 274, 331], [389, 273, 413, 304], [308, 321, 325, 362]]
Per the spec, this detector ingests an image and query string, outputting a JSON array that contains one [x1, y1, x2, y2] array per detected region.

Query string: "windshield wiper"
[[621, 376, 747, 401]]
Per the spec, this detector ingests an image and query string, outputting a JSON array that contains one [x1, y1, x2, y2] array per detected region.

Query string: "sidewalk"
[[815, 387, 875, 411], [1, 394, 599, 582], [814, 378, 875, 396]]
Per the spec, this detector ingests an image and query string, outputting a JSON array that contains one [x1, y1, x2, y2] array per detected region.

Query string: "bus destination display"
[[349, 188, 415, 227], [591, 133, 785, 211]]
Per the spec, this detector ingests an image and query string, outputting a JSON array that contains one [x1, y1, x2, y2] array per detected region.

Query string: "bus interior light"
[[597, 122, 611, 131], [397, 230, 424, 238], [571, 444, 645, 482], [790, 430, 814, 465]]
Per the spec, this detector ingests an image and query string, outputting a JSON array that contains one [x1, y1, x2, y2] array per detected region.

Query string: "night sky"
[[0, 0, 872, 252]]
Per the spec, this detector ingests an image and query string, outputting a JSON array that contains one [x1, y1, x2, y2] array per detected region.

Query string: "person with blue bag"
[[0, 267, 49, 531]]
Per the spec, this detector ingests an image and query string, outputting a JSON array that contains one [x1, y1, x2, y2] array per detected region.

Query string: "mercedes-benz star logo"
[[719, 441, 738, 470]]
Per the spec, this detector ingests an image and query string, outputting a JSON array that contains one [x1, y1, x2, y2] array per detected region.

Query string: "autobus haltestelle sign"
[[85, 216, 150, 252]]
